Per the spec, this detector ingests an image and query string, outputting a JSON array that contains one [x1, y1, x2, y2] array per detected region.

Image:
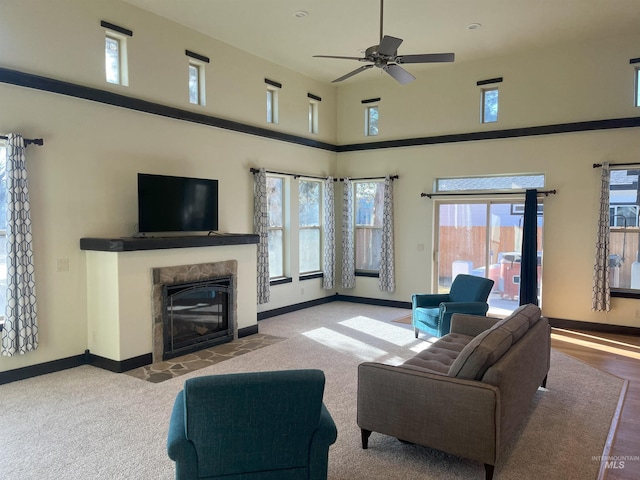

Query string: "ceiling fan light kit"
[[313, 0, 455, 84]]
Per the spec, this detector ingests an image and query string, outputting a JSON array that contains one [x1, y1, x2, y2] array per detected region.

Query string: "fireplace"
[[152, 260, 238, 362], [163, 277, 233, 360]]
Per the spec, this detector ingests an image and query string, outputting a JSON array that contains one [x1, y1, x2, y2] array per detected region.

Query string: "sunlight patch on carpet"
[[303, 327, 388, 361], [339, 316, 418, 347]]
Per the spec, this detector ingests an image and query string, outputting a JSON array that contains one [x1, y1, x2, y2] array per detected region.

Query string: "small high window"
[[365, 106, 379, 136], [267, 87, 279, 124], [309, 100, 319, 134], [635, 67, 640, 107], [188, 61, 206, 105], [103, 27, 129, 86], [482, 88, 498, 123]]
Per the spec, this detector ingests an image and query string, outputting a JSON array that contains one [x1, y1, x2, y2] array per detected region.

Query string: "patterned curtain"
[[379, 176, 395, 292], [1, 134, 38, 356], [341, 178, 355, 288], [592, 162, 610, 312], [322, 177, 335, 289], [253, 168, 270, 304]]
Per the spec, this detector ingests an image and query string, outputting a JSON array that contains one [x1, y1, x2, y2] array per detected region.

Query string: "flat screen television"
[[137, 173, 219, 233]]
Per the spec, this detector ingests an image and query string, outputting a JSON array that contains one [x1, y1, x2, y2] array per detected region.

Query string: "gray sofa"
[[357, 304, 550, 480]]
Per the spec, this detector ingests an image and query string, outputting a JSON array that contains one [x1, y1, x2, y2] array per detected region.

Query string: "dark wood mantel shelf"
[[80, 233, 259, 252]]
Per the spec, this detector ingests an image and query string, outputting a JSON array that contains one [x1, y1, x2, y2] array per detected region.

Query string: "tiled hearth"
[[125, 333, 285, 383]]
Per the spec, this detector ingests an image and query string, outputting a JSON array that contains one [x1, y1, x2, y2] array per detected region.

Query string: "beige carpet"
[[0, 302, 625, 479]]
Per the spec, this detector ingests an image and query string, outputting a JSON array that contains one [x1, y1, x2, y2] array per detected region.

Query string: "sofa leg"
[[484, 464, 495, 480], [541, 375, 548, 388], [361, 429, 372, 449]]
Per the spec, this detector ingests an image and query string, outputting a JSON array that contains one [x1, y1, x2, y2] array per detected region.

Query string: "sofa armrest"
[[450, 313, 502, 337], [412, 293, 450, 308], [357, 362, 500, 465]]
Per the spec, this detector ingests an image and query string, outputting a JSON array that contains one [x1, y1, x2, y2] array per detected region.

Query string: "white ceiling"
[[123, 0, 640, 85]]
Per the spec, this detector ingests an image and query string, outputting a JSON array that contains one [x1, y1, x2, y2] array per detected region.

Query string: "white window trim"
[[299, 179, 323, 275], [267, 175, 286, 279], [354, 180, 383, 273], [635, 66, 640, 107], [309, 100, 319, 134], [481, 87, 498, 123], [365, 105, 379, 136], [188, 59, 206, 106], [267, 86, 280, 124]]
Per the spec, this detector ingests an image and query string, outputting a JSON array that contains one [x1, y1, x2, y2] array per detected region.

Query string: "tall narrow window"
[[365, 106, 379, 136], [482, 88, 499, 123], [635, 67, 640, 107], [188, 61, 206, 105], [267, 87, 279, 124], [309, 100, 319, 134], [355, 181, 384, 271], [299, 180, 322, 274], [104, 31, 129, 86], [0, 140, 6, 325], [267, 176, 285, 278]]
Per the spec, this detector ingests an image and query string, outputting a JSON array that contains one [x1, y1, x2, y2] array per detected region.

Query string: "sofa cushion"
[[510, 303, 541, 328], [500, 314, 529, 343], [447, 323, 513, 380], [402, 333, 473, 375]]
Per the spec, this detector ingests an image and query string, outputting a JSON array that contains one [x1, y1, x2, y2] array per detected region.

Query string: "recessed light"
[[292, 10, 308, 18], [467, 23, 482, 30]]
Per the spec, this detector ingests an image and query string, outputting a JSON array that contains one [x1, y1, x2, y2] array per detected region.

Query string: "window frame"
[[635, 66, 640, 107], [188, 60, 206, 106], [266, 86, 279, 124], [267, 175, 286, 280], [365, 105, 379, 136], [354, 180, 384, 274], [309, 100, 319, 134], [0, 139, 6, 329], [298, 179, 322, 275], [481, 87, 499, 123], [105, 30, 128, 86]]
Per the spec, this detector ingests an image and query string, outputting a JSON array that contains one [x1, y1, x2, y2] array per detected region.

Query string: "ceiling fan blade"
[[378, 35, 403, 56], [332, 64, 374, 83], [383, 64, 415, 85], [313, 55, 367, 61], [396, 53, 455, 64]]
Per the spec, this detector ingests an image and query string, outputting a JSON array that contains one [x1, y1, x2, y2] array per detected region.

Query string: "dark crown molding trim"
[[0, 67, 336, 152], [307, 92, 322, 102], [185, 50, 210, 63], [337, 116, 640, 152], [2, 67, 640, 155], [265, 78, 282, 88], [100, 20, 133, 37], [477, 77, 503, 86], [630, 58, 640, 64], [361, 97, 381, 104]]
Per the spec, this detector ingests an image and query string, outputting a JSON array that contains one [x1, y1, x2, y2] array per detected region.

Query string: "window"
[[0, 140, 6, 326], [309, 100, 319, 134], [267, 176, 285, 278], [365, 106, 379, 136], [436, 173, 545, 193], [635, 67, 640, 107], [299, 180, 322, 274], [609, 169, 640, 290], [105, 32, 128, 85], [482, 87, 498, 123], [355, 181, 384, 271], [188, 61, 206, 105], [267, 87, 279, 124]]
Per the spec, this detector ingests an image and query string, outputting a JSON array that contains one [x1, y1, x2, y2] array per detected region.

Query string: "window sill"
[[270, 277, 292, 286], [299, 272, 323, 281], [610, 288, 640, 299], [356, 271, 379, 278]]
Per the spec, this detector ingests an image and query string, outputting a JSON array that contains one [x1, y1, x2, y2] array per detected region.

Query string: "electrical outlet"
[[56, 258, 70, 272]]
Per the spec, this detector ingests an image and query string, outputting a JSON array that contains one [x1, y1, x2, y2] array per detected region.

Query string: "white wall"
[[335, 32, 640, 327], [0, 0, 337, 372]]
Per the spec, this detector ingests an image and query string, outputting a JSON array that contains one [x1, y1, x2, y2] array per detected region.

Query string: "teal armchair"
[[167, 369, 338, 480], [412, 274, 494, 338]]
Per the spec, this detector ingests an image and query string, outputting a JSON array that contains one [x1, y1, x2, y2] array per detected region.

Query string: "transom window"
[[267, 87, 279, 124], [365, 106, 379, 136], [299, 180, 322, 274], [436, 174, 545, 193], [105, 31, 128, 86], [635, 67, 640, 107], [355, 181, 384, 271], [188, 61, 206, 105], [309, 100, 319, 134], [482, 87, 499, 123]]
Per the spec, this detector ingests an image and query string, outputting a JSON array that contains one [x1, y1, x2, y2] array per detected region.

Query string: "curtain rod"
[[249, 168, 398, 182], [593, 162, 640, 168], [0, 135, 44, 146], [421, 189, 557, 199]]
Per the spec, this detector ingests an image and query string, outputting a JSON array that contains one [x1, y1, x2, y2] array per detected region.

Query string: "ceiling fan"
[[314, 0, 454, 84]]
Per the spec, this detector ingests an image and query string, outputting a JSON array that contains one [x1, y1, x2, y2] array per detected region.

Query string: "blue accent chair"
[[412, 274, 494, 338], [167, 369, 338, 480]]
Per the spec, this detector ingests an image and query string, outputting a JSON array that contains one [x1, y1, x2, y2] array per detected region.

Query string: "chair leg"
[[484, 464, 495, 480], [361, 429, 372, 449], [541, 375, 548, 388], [414, 328, 419, 339]]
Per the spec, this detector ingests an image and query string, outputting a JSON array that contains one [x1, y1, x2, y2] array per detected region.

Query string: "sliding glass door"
[[435, 200, 543, 314]]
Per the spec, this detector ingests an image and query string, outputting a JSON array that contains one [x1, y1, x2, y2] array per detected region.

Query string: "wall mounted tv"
[[138, 173, 219, 233]]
